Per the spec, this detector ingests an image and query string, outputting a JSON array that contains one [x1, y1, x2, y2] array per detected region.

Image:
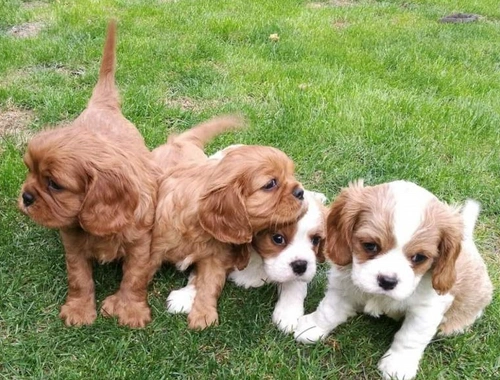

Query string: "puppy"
[[230, 189, 327, 332], [18, 21, 159, 328], [167, 187, 327, 333], [294, 180, 493, 380], [151, 127, 306, 330]]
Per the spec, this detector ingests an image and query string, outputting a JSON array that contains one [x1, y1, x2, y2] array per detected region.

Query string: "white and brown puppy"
[[151, 127, 306, 330], [295, 180, 493, 380], [167, 187, 327, 333]]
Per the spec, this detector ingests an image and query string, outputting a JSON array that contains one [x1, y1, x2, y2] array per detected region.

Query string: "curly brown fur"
[[151, 119, 306, 330], [18, 21, 159, 328]]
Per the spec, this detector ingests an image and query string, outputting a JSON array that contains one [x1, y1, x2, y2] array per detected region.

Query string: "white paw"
[[166, 285, 196, 314], [272, 305, 303, 334], [306, 190, 328, 204], [294, 313, 330, 343], [229, 270, 266, 289], [378, 349, 419, 380]]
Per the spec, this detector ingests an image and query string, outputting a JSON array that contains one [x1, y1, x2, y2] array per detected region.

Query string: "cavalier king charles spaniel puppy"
[[166, 146, 327, 332], [151, 127, 306, 330], [228, 189, 326, 333], [294, 180, 493, 380], [18, 22, 159, 328]]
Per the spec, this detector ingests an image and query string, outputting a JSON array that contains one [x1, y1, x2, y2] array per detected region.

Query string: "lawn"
[[1, 0, 499, 378]]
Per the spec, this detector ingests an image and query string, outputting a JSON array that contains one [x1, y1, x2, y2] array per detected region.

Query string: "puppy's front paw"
[[101, 293, 151, 328], [272, 305, 302, 334], [378, 349, 419, 380], [166, 286, 196, 314], [294, 313, 330, 343], [60, 299, 97, 326], [187, 307, 219, 330], [308, 191, 328, 204]]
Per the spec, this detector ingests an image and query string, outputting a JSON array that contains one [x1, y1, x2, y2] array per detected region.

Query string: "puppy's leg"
[[228, 253, 267, 289], [294, 272, 356, 343], [59, 249, 97, 326], [101, 237, 159, 328], [166, 272, 197, 314], [378, 303, 449, 380], [187, 256, 226, 330], [272, 281, 307, 333]]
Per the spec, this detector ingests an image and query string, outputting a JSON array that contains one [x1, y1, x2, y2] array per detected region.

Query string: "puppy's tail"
[[461, 199, 480, 240], [88, 20, 120, 110], [169, 115, 246, 149]]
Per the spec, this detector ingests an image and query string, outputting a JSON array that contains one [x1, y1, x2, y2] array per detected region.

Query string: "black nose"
[[292, 187, 304, 200], [290, 260, 308, 275], [377, 275, 398, 290], [22, 191, 35, 207]]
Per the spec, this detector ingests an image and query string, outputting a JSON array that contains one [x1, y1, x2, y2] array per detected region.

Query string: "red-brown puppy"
[[18, 21, 158, 328], [151, 120, 306, 330]]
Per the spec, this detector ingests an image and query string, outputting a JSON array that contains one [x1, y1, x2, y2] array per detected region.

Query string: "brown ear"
[[232, 243, 252, 270], [79, 166, 139, 236], [325, 181, 364, 266], [316, 238, 326, 263], [432, 207, 463, 294], [199, 182, 252, 244]]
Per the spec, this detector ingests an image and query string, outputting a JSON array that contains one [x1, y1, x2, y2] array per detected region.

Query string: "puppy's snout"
[[377, 274, 398, 290], [22, 191, 35, 207], [291, 260, 308, 275], [292, 187, 304, 200]]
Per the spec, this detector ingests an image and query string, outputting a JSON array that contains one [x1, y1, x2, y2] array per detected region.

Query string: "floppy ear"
[[325, 181, 364, 266], [199, 181, 252, 244], [79, 165, 139, 236], [316, 238, 326, 263], [231, 243, 252, 270], [432, 207, 463, 294]]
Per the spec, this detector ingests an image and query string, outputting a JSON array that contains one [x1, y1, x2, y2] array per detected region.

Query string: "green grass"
[[1, 0, 499, 378]]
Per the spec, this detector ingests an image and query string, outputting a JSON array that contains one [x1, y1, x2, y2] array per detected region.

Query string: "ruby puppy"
[[18, 22, 158, 328], [294, 180, 493, 380], [151, 123, 306, 330]]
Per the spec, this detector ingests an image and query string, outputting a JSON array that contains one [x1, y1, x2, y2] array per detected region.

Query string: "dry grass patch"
[[7, 22, 44, 38], [164, 96, 227, 112], [0, 64, 85, 88], [21, 1, 47, 10], [307, 0, 360, 8], [0, 105, 35, 154]]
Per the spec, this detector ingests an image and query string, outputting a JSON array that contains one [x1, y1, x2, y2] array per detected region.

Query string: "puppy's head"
[[19, 128, 141, 236], [199, 145, 305, 244], [326, 180, 463, 300], [252, 190, 327, 283]]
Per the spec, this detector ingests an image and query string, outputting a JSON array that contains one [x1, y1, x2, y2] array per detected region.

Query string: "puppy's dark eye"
[[311, 235, 321, 246], [411, 254, 427, 264], [271, 234, 285, 245], [262, 179, 277, 190], [362, 242, 379, 255], [48, 179, 63, 191]]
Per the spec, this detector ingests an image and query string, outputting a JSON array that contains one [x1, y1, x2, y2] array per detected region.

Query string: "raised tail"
[[88, 20, 120, 110], [169, 115, 246, 149], [461, 199, 480, 240]]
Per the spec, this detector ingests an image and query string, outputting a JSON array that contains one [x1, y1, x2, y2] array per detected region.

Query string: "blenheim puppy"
[[294, 180, 493, 380], [229, 189, 326, 332], [151, 126, 306, 330], [18, 22, 158, 328], [167, 188, 327, 333]]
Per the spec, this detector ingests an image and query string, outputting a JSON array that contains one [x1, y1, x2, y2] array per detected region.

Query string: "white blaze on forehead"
[[261, 190, 324, 283], [389, 181, 437, 246], [297, 191, 324, 238]]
